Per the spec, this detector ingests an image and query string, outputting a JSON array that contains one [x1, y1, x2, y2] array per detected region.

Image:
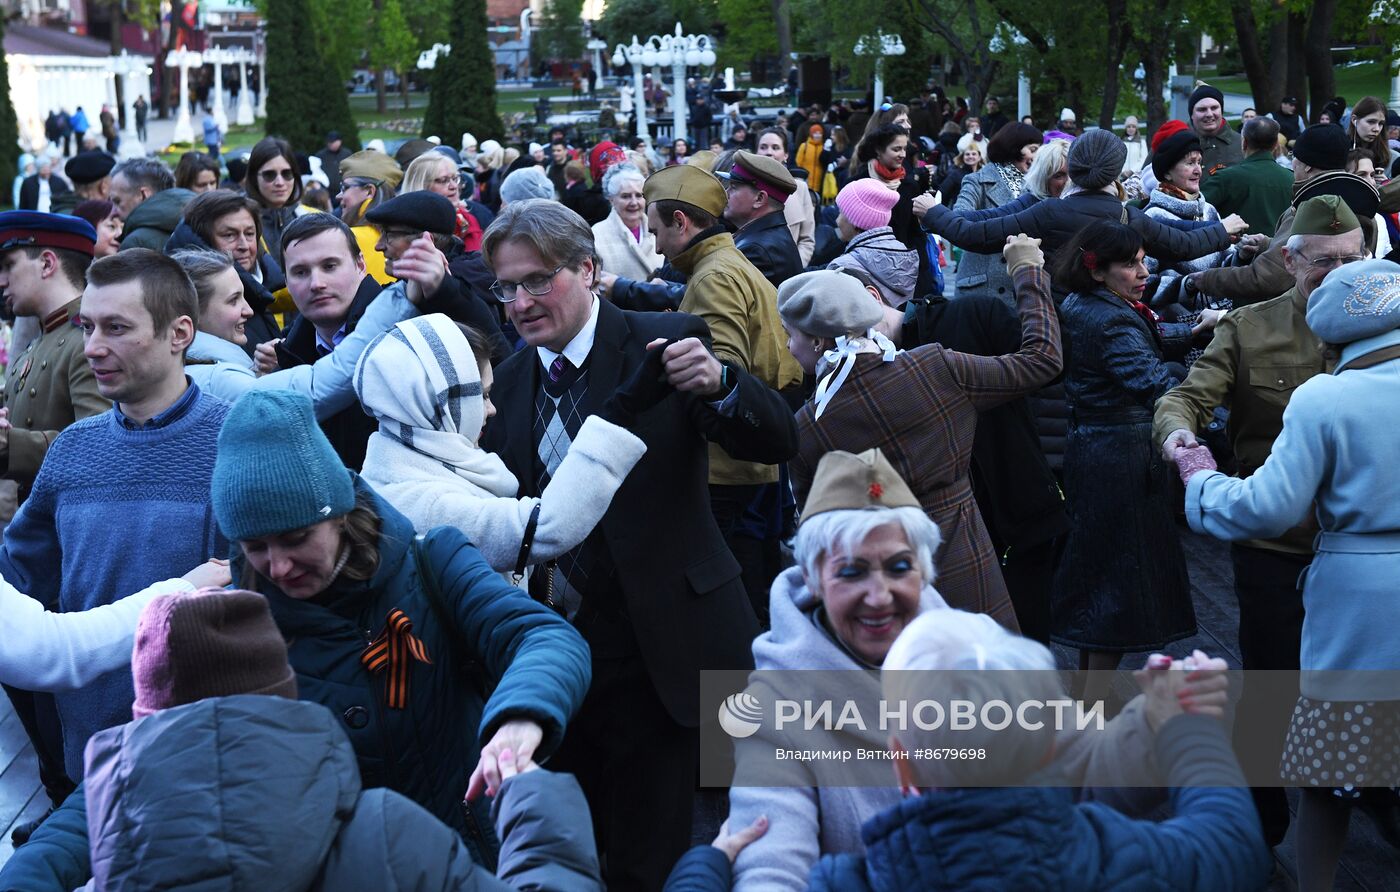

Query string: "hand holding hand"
[[911, 192, 937, 218], [183, 558, 231, 589], [597, 270, 619, 298], [1135, 650, 1231, 730], [1002, 234, 1044, 276], [1191, 307, 1225, 335], [1236, 233, 1270, 260], [1222, 213, 1249, 237], [711, 816, 769, 864], [1160, 428, 1200, 462], [650, 337, 724, 397], [392, 232, 448, 305], [466, 719, 543, 800], [1174, 444, 1217, 485], [254, 339, 282, 376]]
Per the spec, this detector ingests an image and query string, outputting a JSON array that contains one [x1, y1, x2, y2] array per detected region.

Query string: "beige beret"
[[777, 269, 884, 338]]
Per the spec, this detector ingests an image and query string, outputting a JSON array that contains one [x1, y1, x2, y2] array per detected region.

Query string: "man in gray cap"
[[717, 150, 803, 288]]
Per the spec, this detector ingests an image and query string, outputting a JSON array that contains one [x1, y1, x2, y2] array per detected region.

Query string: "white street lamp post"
[[616, 25, 715, 146], [206, 47, 229, 132], [587, 38, 606, 92], [235, 49, 254, 126], [167, 47, 203, 144], [113, 52, 149, 157], [613, 37, 650, 146], [854, 33, 905, 107]]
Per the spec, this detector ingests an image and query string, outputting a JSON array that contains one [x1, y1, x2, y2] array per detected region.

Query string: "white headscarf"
[[354, 314, 517, 496]]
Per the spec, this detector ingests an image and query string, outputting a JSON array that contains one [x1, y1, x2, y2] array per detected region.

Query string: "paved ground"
[[0, 532, 1394, 886]]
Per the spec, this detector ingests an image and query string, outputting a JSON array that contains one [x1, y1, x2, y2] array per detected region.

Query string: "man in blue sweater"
[[0, 249, 232, 789]]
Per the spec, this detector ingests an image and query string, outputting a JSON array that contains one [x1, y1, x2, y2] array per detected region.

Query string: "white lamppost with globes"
[[854, 33, 904, 107], [615, 25, 716, 146]]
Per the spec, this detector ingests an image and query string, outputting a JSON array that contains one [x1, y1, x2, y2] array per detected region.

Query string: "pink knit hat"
[[836, 178, 900, 231]]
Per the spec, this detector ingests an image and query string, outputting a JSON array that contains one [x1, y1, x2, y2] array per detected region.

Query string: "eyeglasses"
[[259, 168, 296, 183], [490, 263, 566, 303], [1294, 252, 1364, 271], [381, 228, 419, 241], [342, 178, 378, 191], [432, 175, 460, 188]]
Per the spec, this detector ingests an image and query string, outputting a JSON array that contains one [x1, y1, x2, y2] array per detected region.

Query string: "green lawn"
[[1209, 60, 1390, 105]]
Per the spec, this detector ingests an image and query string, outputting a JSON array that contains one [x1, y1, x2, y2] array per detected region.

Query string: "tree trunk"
[[1303, 0, 1337, 121], [1099, 0, 1131, 129], [1286, 11, 1307, 120], [1261, 0, 1288, 114], [771, 0, 793, 71], [1132, 0, 1173, 132], [401, 67, 411, 110], [376, 67, 388, 114], [1228, 0, 1271, 112], [109, 2, 125, 128]]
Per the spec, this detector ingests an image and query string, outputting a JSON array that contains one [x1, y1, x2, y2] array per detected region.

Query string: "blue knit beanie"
[[212, 390, 356, 541]]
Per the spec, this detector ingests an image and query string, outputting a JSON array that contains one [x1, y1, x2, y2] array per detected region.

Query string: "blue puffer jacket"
[[233, 478, 592, 866], [807, 716, 1271, 892]]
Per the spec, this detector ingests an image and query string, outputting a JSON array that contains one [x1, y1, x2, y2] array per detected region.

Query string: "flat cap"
[[777, 269, 883, 338], [802, 448, 921, 522], [365, 191, 457, 236], [718, 150, 797, 204], [340, 150, 403, 189], [0, 211, 96, 256], [1306, 259, 1400, 346], [64, 150, 115, 186], [643, 164, 726, 217]]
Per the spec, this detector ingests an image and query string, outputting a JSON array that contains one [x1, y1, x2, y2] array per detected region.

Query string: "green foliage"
[[884, 24, 932, 101], [402, 0, 453, 48], [0, 15, 18, 188], [422, 0, 502, 143], [597, 0, 718, 48], [265, 0, 360, 152], [536, 0, 587, 62], [369, 0, 419, 79], [250, 0, 371, 83], [714, 0, 778, 66]]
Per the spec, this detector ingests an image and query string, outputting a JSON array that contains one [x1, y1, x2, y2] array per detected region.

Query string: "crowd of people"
[[0, 76, 1394, 892]]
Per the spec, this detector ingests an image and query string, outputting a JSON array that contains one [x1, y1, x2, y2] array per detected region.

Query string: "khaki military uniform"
[[2, 298, 107, 499], [1153, 287, 1323, 553]]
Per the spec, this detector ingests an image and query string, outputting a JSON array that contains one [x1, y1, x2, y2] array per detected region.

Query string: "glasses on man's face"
[[381, 228, 418, 241], [491, 263, 567, 303], [1296, 252, 1365, 271], [259, 168, 296, 184]]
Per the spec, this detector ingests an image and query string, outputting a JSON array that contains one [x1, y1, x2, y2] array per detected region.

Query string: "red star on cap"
[[868, 482, 883, 500]]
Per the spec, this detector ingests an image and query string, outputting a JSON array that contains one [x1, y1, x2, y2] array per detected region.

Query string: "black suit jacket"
[[19, 175, 70, 211], [482, 301, 799, 726], [733, 211, 802, 290]]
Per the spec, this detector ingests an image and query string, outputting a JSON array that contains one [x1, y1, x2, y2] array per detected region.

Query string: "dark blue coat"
[[234, 479, 592, 866], [809, 716, 1271, 892], [923, 190, 1229, 266]]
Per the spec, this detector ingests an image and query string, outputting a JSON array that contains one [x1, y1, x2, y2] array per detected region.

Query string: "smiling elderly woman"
[[210, 388, 591, 868], [723, 448, 1202, 892], [591, 163, 663, 281]]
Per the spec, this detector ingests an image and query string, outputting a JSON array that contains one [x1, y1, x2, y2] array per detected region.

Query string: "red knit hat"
[[1150, 120, 1191, 154], [588, 141, 627, 183]]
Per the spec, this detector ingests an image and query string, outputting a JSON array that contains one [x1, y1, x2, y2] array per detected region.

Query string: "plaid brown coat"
[[791, 266, 1062, 629]]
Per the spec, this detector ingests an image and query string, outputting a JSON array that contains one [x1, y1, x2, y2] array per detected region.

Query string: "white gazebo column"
[[209, 49, 228, 131], [255, 53, 267, 119], [168, 48, 202, 144], [235, 52, 254, 126], [117, 55, 147, 157]]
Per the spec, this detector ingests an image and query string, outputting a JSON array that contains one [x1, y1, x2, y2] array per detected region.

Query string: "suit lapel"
[[495, 352, 543, 497], [580, 300, 629, 420]]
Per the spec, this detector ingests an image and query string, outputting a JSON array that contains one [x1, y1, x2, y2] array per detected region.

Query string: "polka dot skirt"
[[1280, 697, 1400, 795]]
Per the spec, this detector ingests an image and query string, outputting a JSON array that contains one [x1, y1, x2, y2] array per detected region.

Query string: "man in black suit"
[[480, 199, 798, 891], [19, 159, 71, 212]]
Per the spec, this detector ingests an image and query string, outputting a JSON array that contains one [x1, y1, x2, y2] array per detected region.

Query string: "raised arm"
[[403, 415, 645, 571], [1125, 205, 1231, 265], [0, 575, 196, 691], [919, 198, 1048, 255], [942, 242, 1063, 409]]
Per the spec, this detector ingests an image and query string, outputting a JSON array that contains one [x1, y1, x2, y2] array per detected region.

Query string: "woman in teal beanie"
[[210, 389, 592, 867]]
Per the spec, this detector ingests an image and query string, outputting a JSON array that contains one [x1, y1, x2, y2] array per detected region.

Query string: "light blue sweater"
[[1187, 327, 1400, 699], [0, 384, 231, 778]]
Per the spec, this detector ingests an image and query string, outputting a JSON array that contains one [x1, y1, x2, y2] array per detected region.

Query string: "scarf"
[[353, 312, 518, 497], [872, 159, 906, 183], [1148, 182, 1208, 222], [813, 329, 899, 419], [993, 162, 1027, 199]]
